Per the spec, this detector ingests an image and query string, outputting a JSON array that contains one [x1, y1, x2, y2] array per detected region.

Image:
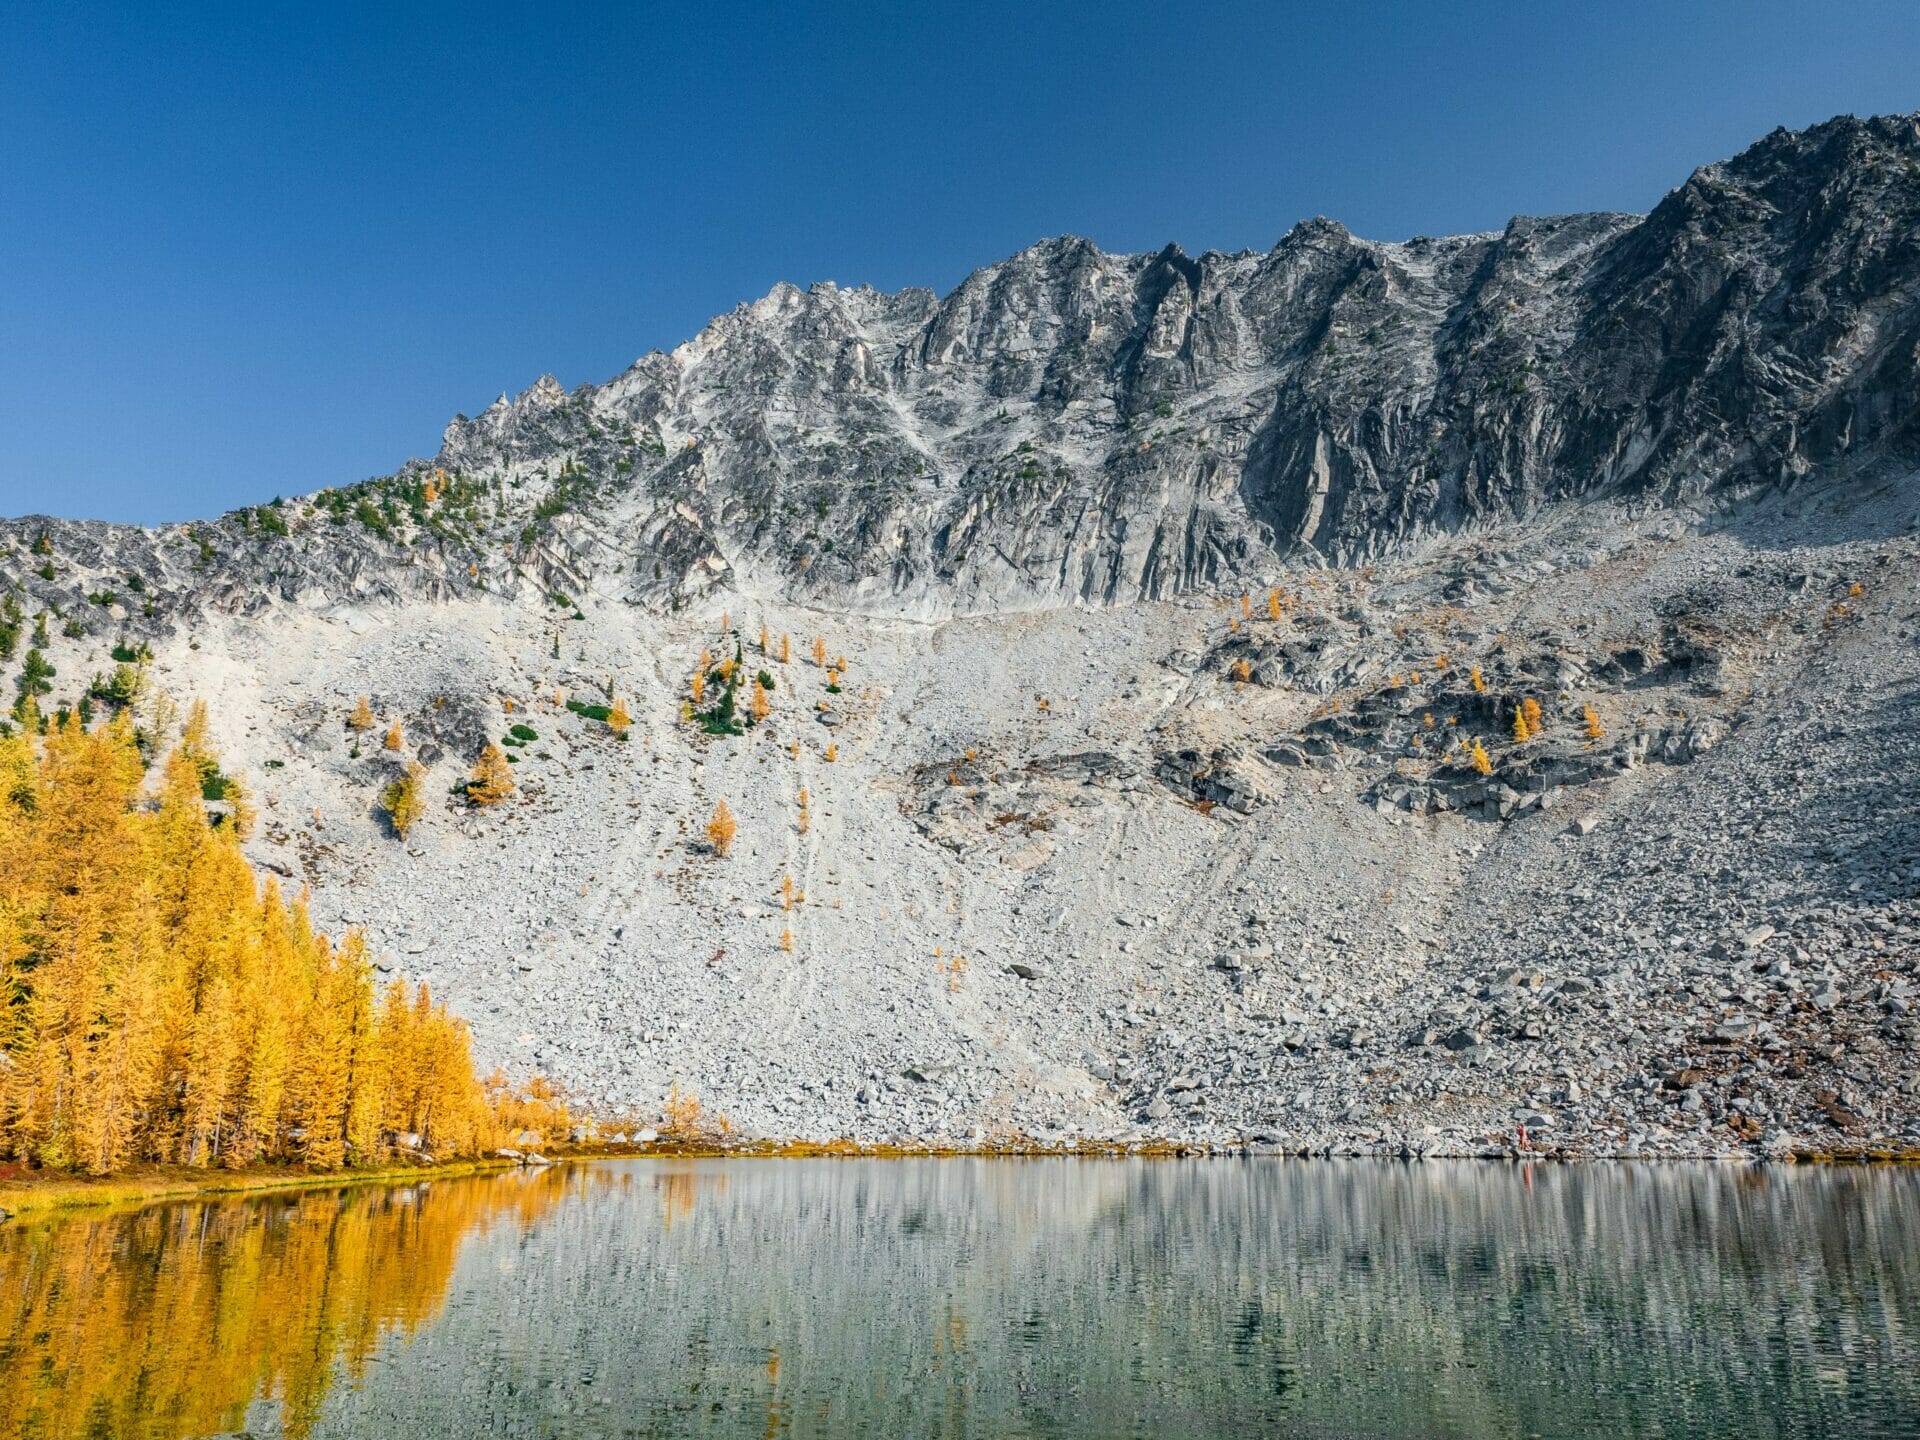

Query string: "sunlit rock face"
[[13, 113, 1920, 624]]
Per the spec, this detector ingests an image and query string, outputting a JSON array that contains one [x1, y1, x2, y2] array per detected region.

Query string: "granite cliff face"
[[10, 113, 1920, 625]]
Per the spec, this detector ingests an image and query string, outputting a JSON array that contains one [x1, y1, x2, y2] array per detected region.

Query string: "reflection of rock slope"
[[308, 1160, 1920, 1438]]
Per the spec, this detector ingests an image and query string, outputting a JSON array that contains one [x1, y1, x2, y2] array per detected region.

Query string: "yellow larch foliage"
[[750, 684, 770, 723], [1229, 616, 1241, 633], [1511, 706, 1532, 743], [1583, 703, 1604, 741], [691, 670, 706, 704], [825, 742, 838, 762], [382, 762, 427, 838], [1470, 666, 1486, 692], [348, 696, 374, 731], [1522, 697, 1544, 733], [1268, 589, 1282, 621], [707, 800, 736, 857], [0, 1159, 569, 1440], [608, 698, 632, 737], [0, 712, 541, 1177], [721, 610, 730, 634], [759, 623, 770, 653], [779, 927, 794, 952], [467, 744, 515, 807], [1469, 738, 1493, 775], [811, 636, 827, 668], [1240, 592, 1252, 617], [779, 633, 791, 664], [780, 874, 795, 909], [1231, 659, 1252, 683], [718, 656, 737, 685], [384, 719, 405, 751]]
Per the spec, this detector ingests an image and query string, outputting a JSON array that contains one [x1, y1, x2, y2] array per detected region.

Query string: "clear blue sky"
[[4, 1, 1918, 525]]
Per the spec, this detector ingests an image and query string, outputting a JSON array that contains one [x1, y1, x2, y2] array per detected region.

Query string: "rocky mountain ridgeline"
[[6, 111, 1920, 628]]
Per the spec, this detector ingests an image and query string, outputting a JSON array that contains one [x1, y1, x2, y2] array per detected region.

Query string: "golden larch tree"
[[0, 709, 546, 1177], [349, 696, 374, 731], [383, 762, 428, 838], [707, 800, 736, 857], [811, 636, 827, 668], [468, 744, 515, 806], [608, 698, 632, 737], [384, 719, 405, 751]]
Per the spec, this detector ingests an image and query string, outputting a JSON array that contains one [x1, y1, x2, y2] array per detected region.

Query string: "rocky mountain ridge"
[[8, 112, 1920, 630]]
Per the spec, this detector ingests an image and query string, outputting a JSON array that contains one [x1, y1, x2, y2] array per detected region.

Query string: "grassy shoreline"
[[0, 1155, 533, 1220], [0, 1138, 1211, 1218], [6, 1139, 1914, 1221]]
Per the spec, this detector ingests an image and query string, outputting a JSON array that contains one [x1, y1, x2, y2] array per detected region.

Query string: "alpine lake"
[[3, 1157, 1916, 1438]]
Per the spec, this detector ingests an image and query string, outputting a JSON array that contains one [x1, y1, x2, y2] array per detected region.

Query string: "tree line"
[[0, 701, 558, 1175]]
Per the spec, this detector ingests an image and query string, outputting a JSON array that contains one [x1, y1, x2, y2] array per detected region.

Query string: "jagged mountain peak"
[[6, 112, 1918, 627]]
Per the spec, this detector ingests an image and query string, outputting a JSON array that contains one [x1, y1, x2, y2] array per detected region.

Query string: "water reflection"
[[4, 1160, 1916, 1438], [0, 1168, 571, 1440]]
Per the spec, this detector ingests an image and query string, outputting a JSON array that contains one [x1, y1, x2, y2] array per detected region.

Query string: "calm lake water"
[[3, 1158, 1917, 1438]]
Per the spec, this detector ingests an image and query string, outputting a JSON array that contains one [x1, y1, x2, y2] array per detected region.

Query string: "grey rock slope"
[[1, 112, 1917, 1160]]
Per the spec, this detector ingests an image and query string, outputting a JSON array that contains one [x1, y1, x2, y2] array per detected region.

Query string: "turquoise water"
[[6, 1158, 1918, 1438]]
